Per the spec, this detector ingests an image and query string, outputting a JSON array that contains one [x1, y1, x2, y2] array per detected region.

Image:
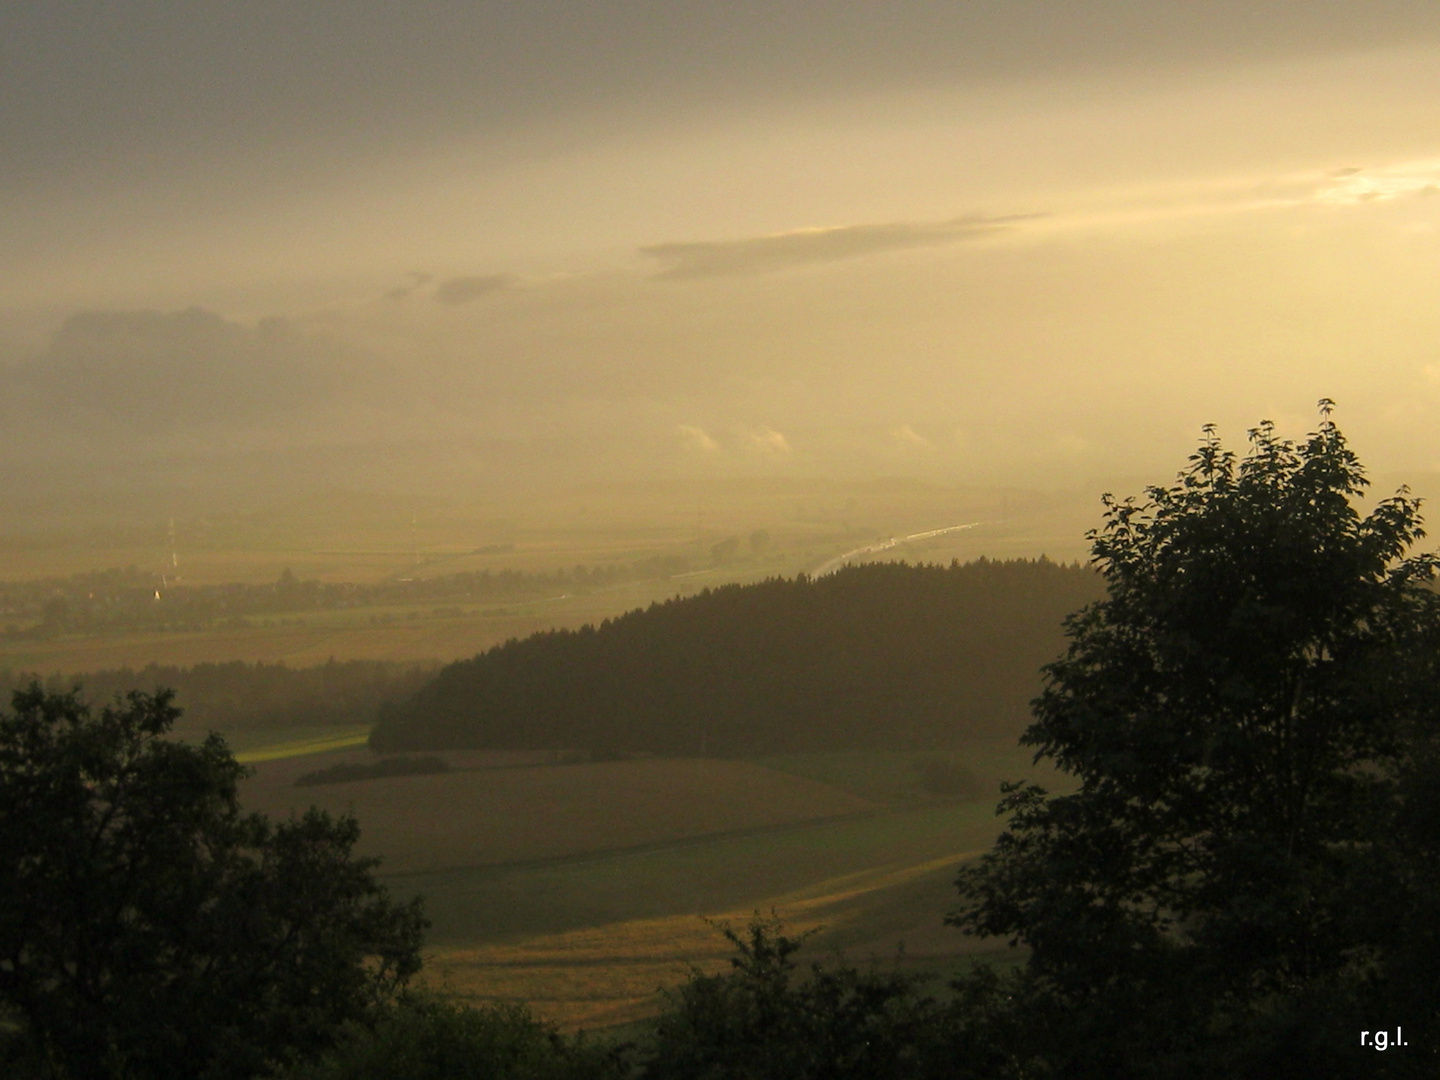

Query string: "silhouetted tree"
[[644, 918, 940, 1080], [277, 995, 628, 1080], [0, 685, 426, 1080], [950, 407, 1440, 1078]]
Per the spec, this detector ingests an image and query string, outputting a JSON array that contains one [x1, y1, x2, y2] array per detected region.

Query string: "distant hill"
[[0, 660, 432, 743], [370, 559, 1103, 756]]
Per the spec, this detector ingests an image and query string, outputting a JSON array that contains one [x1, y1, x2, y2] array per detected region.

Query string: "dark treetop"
[[950, 409, 1440, 1078], [0, 685, 426, 1080]]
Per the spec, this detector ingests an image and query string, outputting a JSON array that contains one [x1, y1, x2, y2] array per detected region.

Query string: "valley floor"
[[240, 741, 1048, 1029]]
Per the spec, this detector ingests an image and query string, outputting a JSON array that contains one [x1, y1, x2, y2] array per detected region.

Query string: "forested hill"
[[371, 558, 1104, 756], [0, 660, 432, 741]]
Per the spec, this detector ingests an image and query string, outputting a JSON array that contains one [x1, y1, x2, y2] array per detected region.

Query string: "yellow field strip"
[[235, 728, 373, 763], [422, 850, 986, 1030]]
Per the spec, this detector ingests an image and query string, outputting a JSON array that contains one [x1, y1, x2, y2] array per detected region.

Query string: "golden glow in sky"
[[3, 4, 1440, 514]]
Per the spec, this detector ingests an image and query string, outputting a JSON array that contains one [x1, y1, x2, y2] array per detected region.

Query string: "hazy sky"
[[5, 2, 1440, 512]]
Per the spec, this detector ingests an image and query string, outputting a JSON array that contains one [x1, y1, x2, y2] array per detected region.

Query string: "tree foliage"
[[0, 660, 432, 746], [373, 559, 1103, 756], [950, 410, 1440, 1077], [642, 917, 944, 1080], [0, 685, 426, 1079], [277, 994, 628, 1080]]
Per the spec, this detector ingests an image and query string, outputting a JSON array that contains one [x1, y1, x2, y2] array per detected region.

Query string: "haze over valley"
[[5, 4, 1440, 1068], [6, 4, 1440, 530]]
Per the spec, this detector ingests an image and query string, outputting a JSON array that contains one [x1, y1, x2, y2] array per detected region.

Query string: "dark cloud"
[[640, 214, 1037, 279], [433, 274, 514, 305], [3, 307, 366, 436], [6, 4, 1440, 197]]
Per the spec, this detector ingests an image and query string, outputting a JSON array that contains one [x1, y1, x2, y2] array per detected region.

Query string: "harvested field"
[[238, 747, 1035, 1030], [419, 845, 1014, 1030], [239, 744, 554, 775], [240, 756, 875, 875], [0, 609, 592, 674], [755, 743, 1050, 803], [390, 800, 1004, 946]]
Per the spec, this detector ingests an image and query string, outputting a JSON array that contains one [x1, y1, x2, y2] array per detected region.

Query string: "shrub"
[[643, 917, 941, 1080], [278, 995, 629, 1080]]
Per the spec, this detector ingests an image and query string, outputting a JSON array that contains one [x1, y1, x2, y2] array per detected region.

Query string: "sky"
[[5, 2, 1440, 517]]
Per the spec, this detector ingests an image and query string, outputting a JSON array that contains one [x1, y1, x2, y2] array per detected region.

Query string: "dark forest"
[[372, 558, 1103, 756]]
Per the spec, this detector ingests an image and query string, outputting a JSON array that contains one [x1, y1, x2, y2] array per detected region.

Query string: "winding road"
[[811, 521, 985, 577]]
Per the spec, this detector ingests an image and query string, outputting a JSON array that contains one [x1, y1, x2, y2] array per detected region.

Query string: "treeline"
[[371, 558, 1104, 756], [0, 555, 692, 638], [0, 659, 433, 738]]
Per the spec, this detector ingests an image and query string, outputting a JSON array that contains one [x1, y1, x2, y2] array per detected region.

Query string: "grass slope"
[[406, 800, 1018, 1029], [234, 729, 1054, 1030], [240, 756, 876, 876]]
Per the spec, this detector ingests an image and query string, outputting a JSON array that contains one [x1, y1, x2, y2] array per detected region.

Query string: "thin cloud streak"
[[632, 154, 1435, 279], [640, 214, 1039, 279], [994, 157, 1440, 244], [433, 274, 515, 305]]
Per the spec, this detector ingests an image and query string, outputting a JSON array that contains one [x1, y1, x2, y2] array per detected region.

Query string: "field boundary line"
[[236, 728, 373, 763], [376, 806, 894, 880], [380, 798, 998, 881]]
